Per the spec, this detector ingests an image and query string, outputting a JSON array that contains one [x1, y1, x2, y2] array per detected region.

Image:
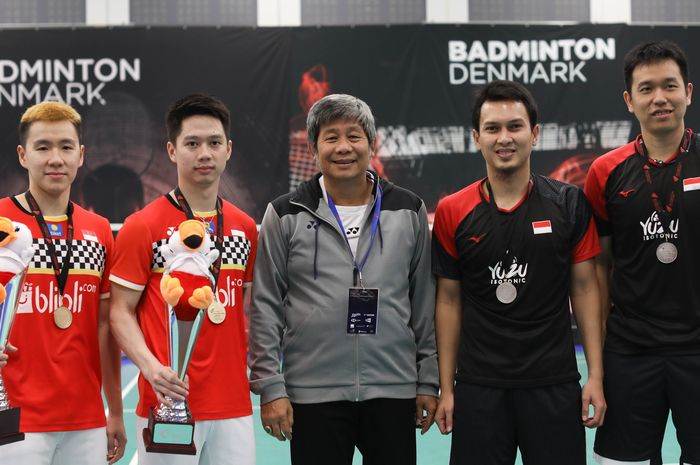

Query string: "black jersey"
[[584, 130, 700, 354], [433, 174, 600, 388]]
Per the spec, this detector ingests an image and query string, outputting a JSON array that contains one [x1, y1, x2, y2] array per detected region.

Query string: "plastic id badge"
[[347, 287, 379, 334]]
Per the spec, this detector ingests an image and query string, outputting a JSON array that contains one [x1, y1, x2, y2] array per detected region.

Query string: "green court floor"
[[113, 352, 682, 464]]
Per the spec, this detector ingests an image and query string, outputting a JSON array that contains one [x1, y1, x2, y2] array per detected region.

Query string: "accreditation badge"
[[347, 288, 379, 335]]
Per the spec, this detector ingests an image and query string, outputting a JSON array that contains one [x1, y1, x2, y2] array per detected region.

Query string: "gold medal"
[[207, 301, 226, 324], [54, 305, 72, 329]]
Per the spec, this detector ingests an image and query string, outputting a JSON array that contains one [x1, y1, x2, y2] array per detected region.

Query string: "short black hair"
[[624, 41, 689, 92], [166, 93, 231, 143], [471, 80, 538, 132]]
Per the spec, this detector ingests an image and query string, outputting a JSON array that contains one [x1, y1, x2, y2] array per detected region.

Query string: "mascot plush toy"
[[0, 217, 34, 304], [159, 219, 218, 320]]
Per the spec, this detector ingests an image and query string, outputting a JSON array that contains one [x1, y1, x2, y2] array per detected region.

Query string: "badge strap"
[[326, 174, 382, 290], [637, 130, 689, 236], [173, 187, 224, 293], [484, 178, 531, 268], [25, 191, 74, 299]]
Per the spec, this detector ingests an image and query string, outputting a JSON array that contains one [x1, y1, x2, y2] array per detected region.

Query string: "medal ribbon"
[[637, 130, 691, 235], [173, 187, 224, 291], [326, 174, 382, 288], [484, 178, 531, 269], [25, 191, 74, 298]]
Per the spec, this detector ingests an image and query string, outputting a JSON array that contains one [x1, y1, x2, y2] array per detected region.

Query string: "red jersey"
[[110, 195, 257, 420], [0, 197, 112, 432]]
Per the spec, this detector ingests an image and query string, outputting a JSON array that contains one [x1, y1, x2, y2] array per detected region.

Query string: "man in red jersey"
[[433, 80, 606, 465], [585, 41, 700, 465], [110, 94, 257, 465], [0, 101, 125, 464]]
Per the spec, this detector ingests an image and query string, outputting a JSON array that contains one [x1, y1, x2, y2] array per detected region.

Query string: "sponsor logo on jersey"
[[306, 220, 319, 231], [618, 188, 636, 198], [167, 226, 176, 237], [48, 223, 63, 237], [16, 280, 97, 315], [468, 233, 487, 243], [215, 274, 244, 308], [489, 256, 528, 285], [683, 177, 700, 192], [532, 220, 552, 235], [640, 211, 678, 241]]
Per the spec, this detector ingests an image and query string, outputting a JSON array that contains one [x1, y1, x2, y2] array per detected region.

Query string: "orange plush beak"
[[0, 217, 16, 247], [179, 219, 207, 251]]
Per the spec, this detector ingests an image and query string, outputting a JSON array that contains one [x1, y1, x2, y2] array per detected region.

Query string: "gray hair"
[[306, 94, 376, 152]]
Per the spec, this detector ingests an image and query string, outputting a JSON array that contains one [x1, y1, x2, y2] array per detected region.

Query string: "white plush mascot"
[[0, 217, 34, 304], [159, 219, 219, 320]]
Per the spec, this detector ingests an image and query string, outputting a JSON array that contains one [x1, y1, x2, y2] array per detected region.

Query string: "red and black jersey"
[[433, 174, 600, 388], [584, 130, 700, 354]]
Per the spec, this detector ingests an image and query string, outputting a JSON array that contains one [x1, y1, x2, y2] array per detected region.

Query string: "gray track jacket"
[[249, 173, 438, 404]]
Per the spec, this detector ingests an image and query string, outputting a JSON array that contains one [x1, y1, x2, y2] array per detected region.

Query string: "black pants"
[[595, 351, 700, 464], [450, 382, 585, 465], [290, 398, 416, 465]]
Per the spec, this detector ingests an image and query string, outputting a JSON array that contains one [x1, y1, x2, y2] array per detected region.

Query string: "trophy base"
[[0, 407, 24, 446], [142, 407, 196, 455]]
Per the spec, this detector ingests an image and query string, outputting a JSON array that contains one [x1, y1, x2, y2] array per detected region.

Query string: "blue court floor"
[[112, 351, 682, 465]]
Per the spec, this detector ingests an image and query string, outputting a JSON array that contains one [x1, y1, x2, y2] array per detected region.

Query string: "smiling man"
[[584, 41, 700, 465], [0, 101, 125, 465], [249, 93, 438, 465], [109, 94, 258, 465], [433, 80, 606, 465]]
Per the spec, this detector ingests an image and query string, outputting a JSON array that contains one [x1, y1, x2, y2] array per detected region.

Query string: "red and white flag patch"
[[532, 220, 552, 235], [82, 230, 98, 242], [683, 177, 700, 192]]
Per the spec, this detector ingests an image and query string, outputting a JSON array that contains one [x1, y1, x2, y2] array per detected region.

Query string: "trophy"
[[0, 270, 27, 446], [142, 306, 205, 455]]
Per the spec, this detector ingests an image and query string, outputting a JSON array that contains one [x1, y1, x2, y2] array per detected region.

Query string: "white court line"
[[105, 371, 140, 417], [128, 452, 138, 465]]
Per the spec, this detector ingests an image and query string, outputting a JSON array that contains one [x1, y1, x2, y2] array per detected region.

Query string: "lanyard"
[[173, 187, 224, 291], [326, 179, 382, 288], [637, 130, 691, 233], [25, 191, 74, 296], [484, 178, 531, 268]]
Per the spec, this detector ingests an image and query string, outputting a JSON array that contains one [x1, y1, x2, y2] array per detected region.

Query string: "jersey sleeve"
[[431, 199, 461, 280], [109, 215, 154, 291], [243, 217, 258, 287], [583, 158, 611, 237], [99, 220, 115, 298], [572, 217, 600, 263], [570, 188, 601, 263]]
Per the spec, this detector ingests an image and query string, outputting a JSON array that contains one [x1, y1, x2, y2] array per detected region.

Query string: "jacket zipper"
[[289, 198, 372, 402]]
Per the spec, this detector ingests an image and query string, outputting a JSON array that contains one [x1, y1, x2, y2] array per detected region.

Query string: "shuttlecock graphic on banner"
[[159, 220, 218, 320]]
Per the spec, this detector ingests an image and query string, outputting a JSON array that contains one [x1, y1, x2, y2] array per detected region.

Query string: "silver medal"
[[656, 242, 678, 264], [496, 282, 517, 304]]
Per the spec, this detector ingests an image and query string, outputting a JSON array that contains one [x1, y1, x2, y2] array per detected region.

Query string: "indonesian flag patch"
[[82, 230, 98, 242], [683, 177, 700, 192], [532, 220, 552, 235]]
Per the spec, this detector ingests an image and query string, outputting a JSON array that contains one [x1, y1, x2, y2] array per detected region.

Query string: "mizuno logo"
[[618, 189, 636, 198], [468, 233, 487, 243]]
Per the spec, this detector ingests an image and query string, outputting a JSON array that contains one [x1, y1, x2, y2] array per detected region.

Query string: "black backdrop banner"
[[1, 25, 699, 221], [0, 27, 291, 221]]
